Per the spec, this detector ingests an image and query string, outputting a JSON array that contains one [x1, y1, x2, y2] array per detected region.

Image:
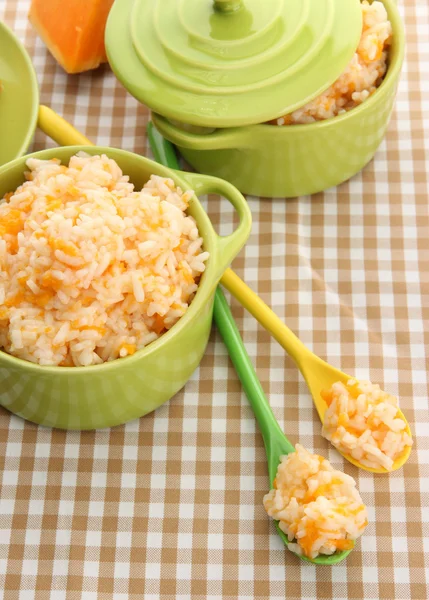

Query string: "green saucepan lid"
[[0, 21, 39, 166], [106, 0, 363, 128]]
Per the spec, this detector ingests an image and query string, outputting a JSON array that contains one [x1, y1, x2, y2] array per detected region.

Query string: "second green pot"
[[152, 0, 404, 198]]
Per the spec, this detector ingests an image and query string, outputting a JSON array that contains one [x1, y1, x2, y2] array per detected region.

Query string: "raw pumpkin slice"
[[29, 0, 114, 74]]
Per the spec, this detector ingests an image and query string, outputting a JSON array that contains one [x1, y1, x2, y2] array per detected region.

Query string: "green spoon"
[[147, 122, 354, 565]]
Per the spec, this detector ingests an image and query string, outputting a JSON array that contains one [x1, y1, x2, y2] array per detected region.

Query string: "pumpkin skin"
[[29, 0, 114, 74]]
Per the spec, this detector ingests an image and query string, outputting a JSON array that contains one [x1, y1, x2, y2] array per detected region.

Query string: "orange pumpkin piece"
[[29, 0, 114, 74]]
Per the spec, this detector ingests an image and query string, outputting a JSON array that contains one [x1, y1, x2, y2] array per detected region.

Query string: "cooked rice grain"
[[321, 379, 413, 470], [0, 153, 209, 366], [263, 445, 368, 559]]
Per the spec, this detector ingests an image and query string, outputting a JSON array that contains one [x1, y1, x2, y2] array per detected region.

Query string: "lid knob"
[[214, 0, 243, 12]]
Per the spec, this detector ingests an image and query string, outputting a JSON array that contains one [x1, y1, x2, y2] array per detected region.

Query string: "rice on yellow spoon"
[[221, 269, 412, 474]]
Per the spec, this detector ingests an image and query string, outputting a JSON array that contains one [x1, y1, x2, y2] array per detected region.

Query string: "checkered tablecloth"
[[1, 1, 428, 599]]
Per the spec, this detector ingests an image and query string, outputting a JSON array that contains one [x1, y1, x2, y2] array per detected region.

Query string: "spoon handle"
[[214, 288, 294, 457], [221, 267, 312, 366], [38, 106, 93, 146], [148, 121, 181, 169]]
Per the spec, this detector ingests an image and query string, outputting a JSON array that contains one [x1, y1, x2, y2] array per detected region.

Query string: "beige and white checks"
[[0, 1, 428, 598]]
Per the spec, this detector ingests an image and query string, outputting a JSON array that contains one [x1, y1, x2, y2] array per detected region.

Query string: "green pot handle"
[[147, 121, 251, 278], [152, 112, 250, 151], [181, 171, 252, 278]]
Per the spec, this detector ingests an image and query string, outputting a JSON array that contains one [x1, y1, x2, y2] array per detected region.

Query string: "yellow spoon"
[[38, 106, 412, 473], [221, 268, 412, 474], [38, 105, 92, 145]]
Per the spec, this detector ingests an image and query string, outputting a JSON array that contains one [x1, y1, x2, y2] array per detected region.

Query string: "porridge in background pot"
[[0, 153, 209, 367], [270, 1, 392, 125], [263, 445, 368, 559]]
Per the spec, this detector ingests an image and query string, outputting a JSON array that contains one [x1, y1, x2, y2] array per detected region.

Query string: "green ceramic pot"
[[0, 21, 39, 167], [152, 0, 404, 198], [0, 147, 251, 430]]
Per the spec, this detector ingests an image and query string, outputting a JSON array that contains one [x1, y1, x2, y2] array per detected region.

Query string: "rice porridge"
[[263, 445, 368, 559], [0, 153, 209, 366], [321, 379, 413, 471]]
